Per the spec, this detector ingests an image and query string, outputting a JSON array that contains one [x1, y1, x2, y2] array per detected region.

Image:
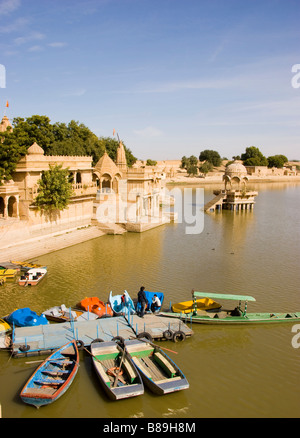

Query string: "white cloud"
[[0, 0, 21, 16], [28, 45, 43, 52], [62, 88, 87, 97], [14, 31, 45, 45]]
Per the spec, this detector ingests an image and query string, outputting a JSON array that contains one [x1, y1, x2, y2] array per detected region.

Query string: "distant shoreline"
[[166, 175, 300, 185]]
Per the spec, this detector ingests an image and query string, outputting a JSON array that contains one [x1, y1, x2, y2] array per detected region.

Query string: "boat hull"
[[18, 268, 47, 286], [78, 297, 113, 318], [160, 311, 300, 324], [20, 340, 79, 408]]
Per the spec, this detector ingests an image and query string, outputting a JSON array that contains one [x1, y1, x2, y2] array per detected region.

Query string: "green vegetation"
[[146, 159, 157, 166], [199, 149, 222, 167], [180, 155, 198, 176], [267, 155, 288, 168], [34, 164, 74, 212], [241, 146, 268, 166], [0, 115, 137, 184]]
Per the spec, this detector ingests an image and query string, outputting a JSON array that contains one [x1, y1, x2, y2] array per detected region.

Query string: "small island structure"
[[204, 161, 258, 212]]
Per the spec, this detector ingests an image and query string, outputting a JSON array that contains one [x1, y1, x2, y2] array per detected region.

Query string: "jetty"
[[11, 313, 193, 357]]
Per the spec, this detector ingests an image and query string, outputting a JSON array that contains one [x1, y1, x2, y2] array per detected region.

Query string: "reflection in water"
[[0, 183, 299, 418]]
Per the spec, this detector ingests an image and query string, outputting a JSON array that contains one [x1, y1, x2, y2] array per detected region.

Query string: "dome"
[[225, 161, 247, 177], [27, 142, 44, 155]]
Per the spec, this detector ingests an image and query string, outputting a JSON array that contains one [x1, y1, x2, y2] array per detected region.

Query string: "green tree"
[[199, 161, 213, 175], [267, 155, 288, 168], [186, 164, 198, 176], [0, 129, 27, 184], [34, 164, 74, 212], [146, 159, 157, 166], [241, 146, 268, 166], [180, 156, 189, 169], [199, 149, 221, 167]]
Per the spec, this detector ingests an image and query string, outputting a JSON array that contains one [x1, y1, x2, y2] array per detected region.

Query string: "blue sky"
[[0, 0, 299, 160]]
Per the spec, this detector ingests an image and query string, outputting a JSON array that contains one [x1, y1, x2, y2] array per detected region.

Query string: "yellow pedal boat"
[[172, 297, 221, 313]]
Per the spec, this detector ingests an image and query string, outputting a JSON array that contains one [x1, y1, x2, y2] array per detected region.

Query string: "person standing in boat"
[[137, 286, 147, 317], [151, 294, 161, 313]]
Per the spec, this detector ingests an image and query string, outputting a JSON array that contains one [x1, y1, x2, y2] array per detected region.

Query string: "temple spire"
[[116, 140, 127, 171]]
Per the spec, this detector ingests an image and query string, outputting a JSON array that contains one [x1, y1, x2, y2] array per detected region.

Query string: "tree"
[[146, 159, 157, 166], [267, 155, 288, 168], [34, 164, 74, 212], [180, 155, 199, 176], [199, 149, 222, 167], [241, 146, 268, 166], [186, 164, 198, 176], [0, 129, 27, 184], [199, 161, 213, 175]]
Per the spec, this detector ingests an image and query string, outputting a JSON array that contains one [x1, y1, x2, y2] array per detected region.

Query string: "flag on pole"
[[113, 128, 115, 136], [6, 101, 9, 107]]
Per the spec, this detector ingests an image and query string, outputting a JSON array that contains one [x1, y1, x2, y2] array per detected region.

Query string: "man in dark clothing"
[[137, 286, 147, 317]]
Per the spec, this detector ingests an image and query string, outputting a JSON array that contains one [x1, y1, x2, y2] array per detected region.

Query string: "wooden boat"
[[18, 268, 47, 286], [171, 296, 221, 314], [7, 307, 49, 327], [20, 340, 79, 408], [90, 340, 144, 401], [78, 297, 113, 318], [11, 260, 44, 270], [108, 290, 136, 316], [42, 304, 99, 323], [125, 339, 189, 395], [136, 291, 164, 314], [160, 292, 300, 324]]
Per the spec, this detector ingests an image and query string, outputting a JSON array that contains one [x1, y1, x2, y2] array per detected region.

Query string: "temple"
[[0, 116, 171, 248]]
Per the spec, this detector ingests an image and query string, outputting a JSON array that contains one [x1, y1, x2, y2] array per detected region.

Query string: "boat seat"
[[155, 376, 182, 384], [154, 352, 176, 376], [51, 309, 61, 317], [34, 379, 65, 385], [60, 304, 68, 312], [49, 360, 73, 366], [122, 357, 136, 383], [42, 370, 69, 376]]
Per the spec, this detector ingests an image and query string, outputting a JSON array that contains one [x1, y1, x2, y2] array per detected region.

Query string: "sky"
[[0, 0, 299, 161]]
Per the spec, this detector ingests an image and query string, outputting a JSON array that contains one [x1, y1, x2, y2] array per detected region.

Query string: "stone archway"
[[0, 197, 4, 217], [8, 196, 18, 217]]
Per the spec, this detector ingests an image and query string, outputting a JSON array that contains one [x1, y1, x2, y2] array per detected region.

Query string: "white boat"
[[19, 268, 47, 286]]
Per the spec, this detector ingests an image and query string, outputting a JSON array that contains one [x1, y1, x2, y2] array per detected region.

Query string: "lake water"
[[0, 182, 299, 419]]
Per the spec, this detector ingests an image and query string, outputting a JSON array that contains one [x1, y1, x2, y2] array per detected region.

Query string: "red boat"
[[78, 297, 113, 318]]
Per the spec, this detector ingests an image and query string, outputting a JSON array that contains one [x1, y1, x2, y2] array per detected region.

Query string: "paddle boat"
[[90, 340, 144, 401], [0, 318, 11, 333], [11, 260, 45, 270], [171, 292, 221, 314], [0, 268, 17, 279], [160, 291, 300, 324], [136, 291, 164, 314], [125, 339, 189, 395], [77, 297, 113, 318], [7, 308, 49, 327], [18, 268, 47, 286], [108, 290, 136, 316], [42, 304, 99, 323], [20, 340, 79, 408]]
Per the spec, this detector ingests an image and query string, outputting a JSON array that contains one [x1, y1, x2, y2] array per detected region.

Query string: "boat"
[[90, 340, 144, 401], [18, 268, 47, 286], [171, 294, 221, 314], [0, 318, 11, 333], [136, 291, 164, 314], [160, 291, 300, 324], [125, 339, 189, 395], [78, 297, 113, 318], [42, 304, 99, 323], [0, 268, 17, 279], [20, 340, 79, 408], [11, 260, 45, 270], [108, 290, 136, 316], [7, 308, 49, 327]]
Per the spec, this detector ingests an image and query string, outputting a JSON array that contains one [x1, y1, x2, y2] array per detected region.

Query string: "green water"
[[0, 183, 299, 418]]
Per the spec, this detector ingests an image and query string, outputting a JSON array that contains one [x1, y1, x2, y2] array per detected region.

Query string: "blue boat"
[[20, 340, 79, 408], [108, 290, 136, 315], [7, 307, 49, 327], [136, 291, 164, 314]]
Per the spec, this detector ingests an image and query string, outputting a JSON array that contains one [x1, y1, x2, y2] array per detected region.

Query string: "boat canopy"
[[193, 291, 256, 302]]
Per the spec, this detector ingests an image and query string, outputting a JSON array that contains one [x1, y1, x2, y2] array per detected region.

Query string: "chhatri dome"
[[225, 161, 247, 178], [27, 142, 45, 155]]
